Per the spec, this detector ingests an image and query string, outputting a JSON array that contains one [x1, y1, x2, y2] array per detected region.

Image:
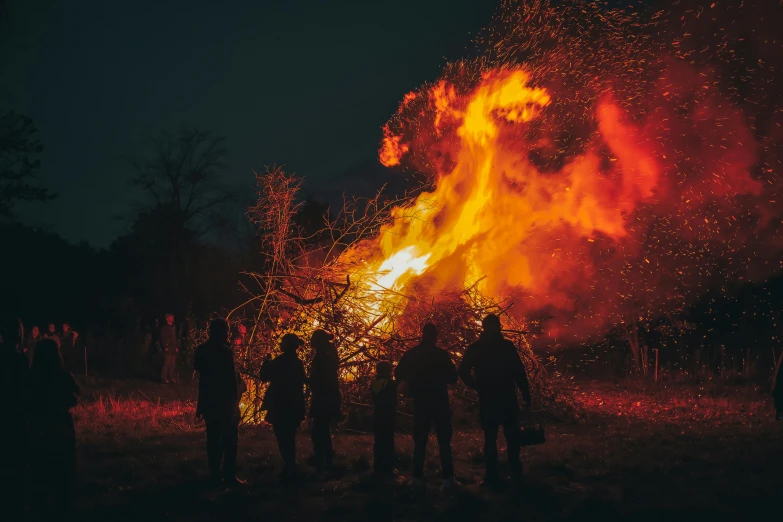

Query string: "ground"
[[67, 378, 782, 522]]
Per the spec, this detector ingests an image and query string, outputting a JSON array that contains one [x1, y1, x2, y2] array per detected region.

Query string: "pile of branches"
[[228, 167, 576, 422]]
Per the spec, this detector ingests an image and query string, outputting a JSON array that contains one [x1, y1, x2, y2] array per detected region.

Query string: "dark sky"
[[1, 0, 495, 247]]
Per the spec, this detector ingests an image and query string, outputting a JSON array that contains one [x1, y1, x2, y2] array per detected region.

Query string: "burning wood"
[[229, 167, 575, 421]]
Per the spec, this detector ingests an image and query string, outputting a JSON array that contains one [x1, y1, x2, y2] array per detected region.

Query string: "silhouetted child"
[[371, 361, 398, 475], [774, 375, 783, 421], [27, 338, 79, 521]]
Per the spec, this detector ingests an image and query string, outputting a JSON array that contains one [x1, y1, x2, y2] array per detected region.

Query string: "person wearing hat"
[[458, 314, 531, 488], [259, 333, 307, 479], [308, 329, 341, 474]]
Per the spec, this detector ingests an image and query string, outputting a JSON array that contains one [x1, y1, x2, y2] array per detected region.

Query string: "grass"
[[67, 377, 783, 522]]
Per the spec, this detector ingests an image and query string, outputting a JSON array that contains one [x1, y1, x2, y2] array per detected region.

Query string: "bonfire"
[[226, 0, 781, 423]]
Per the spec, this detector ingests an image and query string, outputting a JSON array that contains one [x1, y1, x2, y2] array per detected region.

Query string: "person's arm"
[[458, 343, 478, 390], [258, 354, 274, 382], [509, 343, 531, 408], [393, 352, 409, 382]]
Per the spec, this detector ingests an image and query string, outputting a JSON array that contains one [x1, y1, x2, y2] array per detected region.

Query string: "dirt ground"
[[67, 378, 782, 522]]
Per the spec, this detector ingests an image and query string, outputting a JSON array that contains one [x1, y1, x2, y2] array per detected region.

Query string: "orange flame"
[[351, 52, 768, 343], [357, 70, 659, 323]]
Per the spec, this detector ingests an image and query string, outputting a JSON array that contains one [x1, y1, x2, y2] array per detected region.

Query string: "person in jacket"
[[60, 323, 82, 375], [44, 322, 60, 348], [458, 314, 531, 487], [24, 324, 42, 364], [308, 329, 341, 474], [371, 361, 397, 476], [159, 313, 179, 383], [259, 333, 307, 480], [0, 318, 29, 521], [394, 323, 458, 489], [27, 338, 79, 520], [193, 318, 244, 487]]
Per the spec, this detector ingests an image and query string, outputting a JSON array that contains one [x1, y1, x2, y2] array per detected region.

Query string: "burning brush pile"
[[231, 167, 576, 421], [230, 0, 783, 421]]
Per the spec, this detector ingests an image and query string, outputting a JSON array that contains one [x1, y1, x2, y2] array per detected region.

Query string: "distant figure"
[[193, 318, 245, 487], [60, 323, 82, 375], [233, 323, 249, 359], [459, 314, 531, 487], [44, 322, 61, 348], [28, 338, 79, 520], [308, 329, 341, 474], [371, 361, 398, 476], [394, 323, 458, 489], [24, 324, 42, 364], [0, 318, 29, 521], [159, 313, 180, 383], [259, 333, 307, 480]]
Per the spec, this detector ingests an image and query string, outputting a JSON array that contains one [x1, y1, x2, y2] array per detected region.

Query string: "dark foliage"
[[0, 111, 55, 220]]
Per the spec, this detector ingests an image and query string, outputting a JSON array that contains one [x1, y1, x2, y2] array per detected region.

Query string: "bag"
[[519, 424, 545, 446]]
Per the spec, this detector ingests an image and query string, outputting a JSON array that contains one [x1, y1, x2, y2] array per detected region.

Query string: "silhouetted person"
[[394, 323, 458, 489], [27, 338, 79, 521], [44, 322, 61, 349], [193, 318, 244, 486], [0, 318, 29, 521], [160, 313, 179, 383], [24, 324, 42, 365], [371, 361, 398, 476], [259, 333, 307, 480], [308, 329, 341, 474], [459, 314, 531, 487], [60, 323, 82, 375]]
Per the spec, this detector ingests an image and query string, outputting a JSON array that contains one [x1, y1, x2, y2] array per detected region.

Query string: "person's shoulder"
[[464, 339, 481, 355], [502, 338, 517, 348], [502, 338, 522, 356], [400, 345, 418, 359]]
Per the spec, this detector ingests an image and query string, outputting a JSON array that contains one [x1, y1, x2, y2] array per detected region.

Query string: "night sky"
[[1, 0, 495, 247]]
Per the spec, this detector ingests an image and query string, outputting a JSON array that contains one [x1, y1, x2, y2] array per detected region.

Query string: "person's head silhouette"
[[422, 323, 438, 345], [209, 318, 230, 343], [310, 329, 335, 350], [376, 361, 392, 379], [481, 314, 502, 335], [280, 333, 304, 353]]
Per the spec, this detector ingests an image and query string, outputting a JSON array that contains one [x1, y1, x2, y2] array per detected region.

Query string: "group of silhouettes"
[[21, 322, 80, 370], [194, 313, 531, 491], [0, 313, 531, 519], [0, 318, 80, 521]]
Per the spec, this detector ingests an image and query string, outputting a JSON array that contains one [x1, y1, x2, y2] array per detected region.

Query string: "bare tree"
[[129, 125, 232, 236], [0, 111, 54, 220]]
